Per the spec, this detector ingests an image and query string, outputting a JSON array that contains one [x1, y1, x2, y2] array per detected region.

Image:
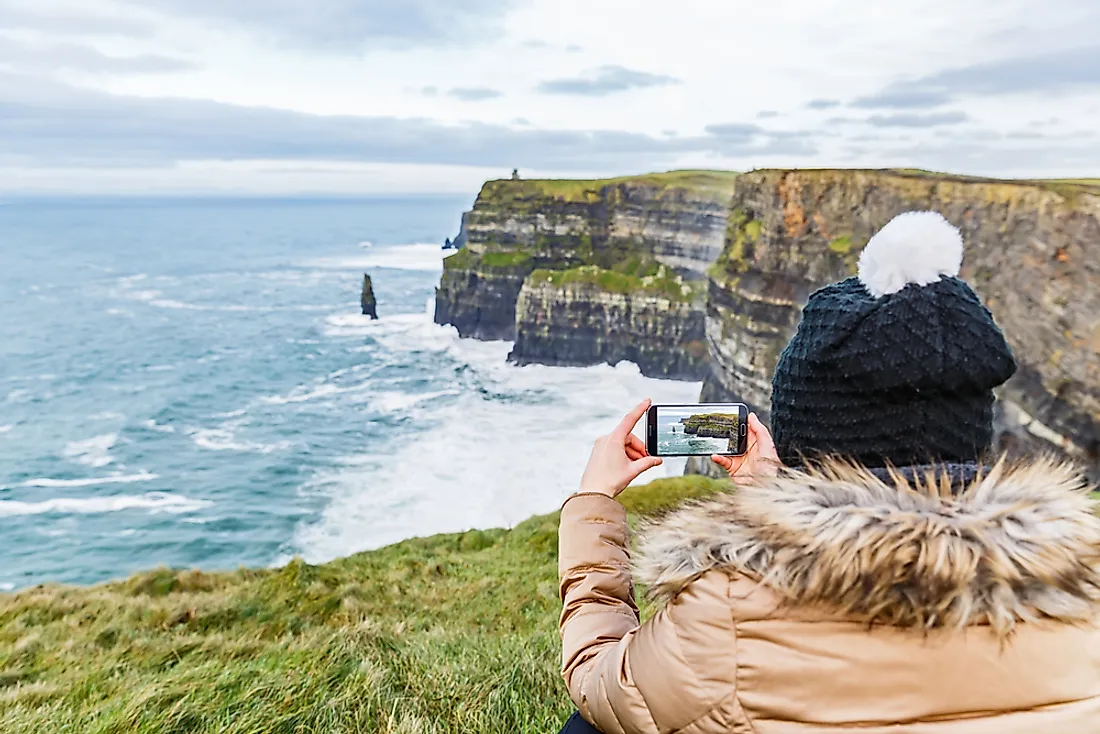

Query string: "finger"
[[625, 446, 646, 461], [711, 454, 734, 471], [611, 399, 652, 442], [625, 433, 648, 455], [629, 456, 662, 477]]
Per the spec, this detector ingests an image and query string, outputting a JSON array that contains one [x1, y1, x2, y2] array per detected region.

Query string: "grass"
[[0, 476, 728, 734], [532, 264, 705, 303], [442, 248, 535, 274], [480, 170, 739, 205]]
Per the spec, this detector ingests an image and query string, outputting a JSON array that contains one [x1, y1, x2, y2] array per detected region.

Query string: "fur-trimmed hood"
[[635, 459, 1100, 635]]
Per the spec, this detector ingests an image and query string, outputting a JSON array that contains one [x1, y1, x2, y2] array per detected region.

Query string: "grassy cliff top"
[[738, 167, 1100, 198], [0, 476, 728, 733], [531, 263, 705, 303], [478, 169, 739, 205]]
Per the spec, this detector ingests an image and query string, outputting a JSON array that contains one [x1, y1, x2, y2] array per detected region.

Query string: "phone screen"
[[649, 403, 747, 457]]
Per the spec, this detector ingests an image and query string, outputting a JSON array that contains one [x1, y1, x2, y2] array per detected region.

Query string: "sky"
[[1, 0, 1098, 194]]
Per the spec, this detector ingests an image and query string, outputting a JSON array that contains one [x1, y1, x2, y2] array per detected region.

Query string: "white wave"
[[120, 287, 328, 313], [90, 411, 125, 421], [146, 364, 175, 372], [0, 425, 12, 434], [19, 471, 159, 489], [291, 347, 700, 564], [307, 243, 444, 272], [63, 433, 117, 468], [118, 274, 148, 285], [0, 583, 13, 592], [372, 390, 454, 414], [258, 383, 357, 406], [189, 427, 289, 454], [0, 492, 208, 517], [140, 420, 176, 434], [5, 389, 31, 403]]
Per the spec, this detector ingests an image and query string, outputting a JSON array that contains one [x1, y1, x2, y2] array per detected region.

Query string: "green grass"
[[481, 170, 738, 205], [0, 476, 728, 733], [532, 264, 705, 303], [442, 248, 535, 274]]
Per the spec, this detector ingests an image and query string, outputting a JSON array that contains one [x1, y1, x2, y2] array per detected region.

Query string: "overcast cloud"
[[0, 0, 1097, 193], [536, 65, 680, 96]]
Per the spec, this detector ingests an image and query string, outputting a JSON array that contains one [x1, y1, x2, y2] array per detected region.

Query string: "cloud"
[[565, 44, 583, 53], [420, 86, 438, 96], [853, 44, 1100, 109], [125, 0, 518, 50], [0, 76, 821, 169], [850, 89, 953, 109], [702, 122, 818, 156], [0, 36, 195, 75], [704, 122, 764, 139], [806, 99, 840, 109], [866, 111, 968, 128], [0, 2, 154, 37], [536, 65, 679, 96], [520, 39, 549, 49], [756, 110, 779, 119], [447, 87, 503, 101]]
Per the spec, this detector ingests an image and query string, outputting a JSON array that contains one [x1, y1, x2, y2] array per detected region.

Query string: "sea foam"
[[0, 492, 207, 517]]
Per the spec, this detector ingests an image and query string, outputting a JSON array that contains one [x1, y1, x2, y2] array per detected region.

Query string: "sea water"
[[0, 197, 701, 590]]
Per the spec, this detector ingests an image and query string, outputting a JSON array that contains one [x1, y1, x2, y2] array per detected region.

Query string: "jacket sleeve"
[[558, 493, 739, 734]]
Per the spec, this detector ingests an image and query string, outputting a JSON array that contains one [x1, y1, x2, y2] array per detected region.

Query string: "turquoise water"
[[0, 197, 700, 590]]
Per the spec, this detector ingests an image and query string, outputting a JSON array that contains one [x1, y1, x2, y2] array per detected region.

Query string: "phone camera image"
[[656, 406, 741, 457]]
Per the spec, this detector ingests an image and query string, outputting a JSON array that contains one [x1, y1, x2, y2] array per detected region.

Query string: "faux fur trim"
[[635, 459, 1100, 635]]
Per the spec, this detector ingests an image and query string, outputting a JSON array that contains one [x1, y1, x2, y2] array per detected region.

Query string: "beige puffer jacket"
[[558, 461, 1100, 733]]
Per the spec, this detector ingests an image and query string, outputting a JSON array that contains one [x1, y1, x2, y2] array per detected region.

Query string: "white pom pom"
[[857, 211, 963, 297]]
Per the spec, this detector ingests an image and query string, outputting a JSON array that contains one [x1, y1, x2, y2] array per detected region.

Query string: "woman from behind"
[[558, 211, 1100, 733]]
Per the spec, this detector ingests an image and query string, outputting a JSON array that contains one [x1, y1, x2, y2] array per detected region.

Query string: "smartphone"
[[646, 403, 749, 457]]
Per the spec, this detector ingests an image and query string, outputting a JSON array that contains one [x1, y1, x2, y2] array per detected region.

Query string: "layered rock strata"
[[691, 169, 1100, 474]]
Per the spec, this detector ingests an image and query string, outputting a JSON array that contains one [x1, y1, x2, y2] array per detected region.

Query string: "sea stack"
[[361, 273, 378, 319]]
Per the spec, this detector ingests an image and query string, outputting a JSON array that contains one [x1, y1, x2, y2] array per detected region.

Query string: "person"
[[557, 211, 1100, 733]]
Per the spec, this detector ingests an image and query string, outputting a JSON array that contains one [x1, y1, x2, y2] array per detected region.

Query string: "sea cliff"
[[509, 266, 707, 379], [694, 169, 1100, 473], [436, 168, 1100, 471], [434, 171, 736, 368]]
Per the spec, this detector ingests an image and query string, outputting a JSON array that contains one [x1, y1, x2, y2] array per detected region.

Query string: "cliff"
[[694, 169, 1100, 473], [509, 265, 707, 379], [434, 171, 737, 343]]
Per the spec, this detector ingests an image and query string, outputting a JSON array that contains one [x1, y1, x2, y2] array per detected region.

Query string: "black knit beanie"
[[770, 211, 1017, 468]]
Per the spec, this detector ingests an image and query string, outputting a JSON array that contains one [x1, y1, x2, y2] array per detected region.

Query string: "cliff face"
[[697, 169, 1100, 471], [434, 171, 737, 342], [509, 267, 707, 379]]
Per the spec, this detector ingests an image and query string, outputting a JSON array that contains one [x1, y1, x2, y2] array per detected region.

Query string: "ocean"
[[0, 196, 701, 590]]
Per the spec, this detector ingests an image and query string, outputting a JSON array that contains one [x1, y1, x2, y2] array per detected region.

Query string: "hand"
[[578, 400, 663, 498], [711, 412, 780, 481]]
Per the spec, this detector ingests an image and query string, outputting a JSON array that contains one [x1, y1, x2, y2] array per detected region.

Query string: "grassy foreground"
[[0, 476, 728, 733]]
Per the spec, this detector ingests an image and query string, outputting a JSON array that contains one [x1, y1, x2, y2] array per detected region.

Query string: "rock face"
[[361, 273, 378, 319], [693, 169, 1100, 474], [508, 267, 708, 379], [434, 171, 737, 342], [682, 413, 738, 438]]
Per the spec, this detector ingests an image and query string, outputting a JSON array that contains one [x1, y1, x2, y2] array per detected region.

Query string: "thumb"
[[629, 455, 662, 477]]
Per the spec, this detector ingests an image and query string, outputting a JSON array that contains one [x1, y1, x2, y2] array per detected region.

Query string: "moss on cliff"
[[532, 264, 704, 303], [443, 247, 535, 274], [0, 476, 728, 733], [477, 170, 738, 206]]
